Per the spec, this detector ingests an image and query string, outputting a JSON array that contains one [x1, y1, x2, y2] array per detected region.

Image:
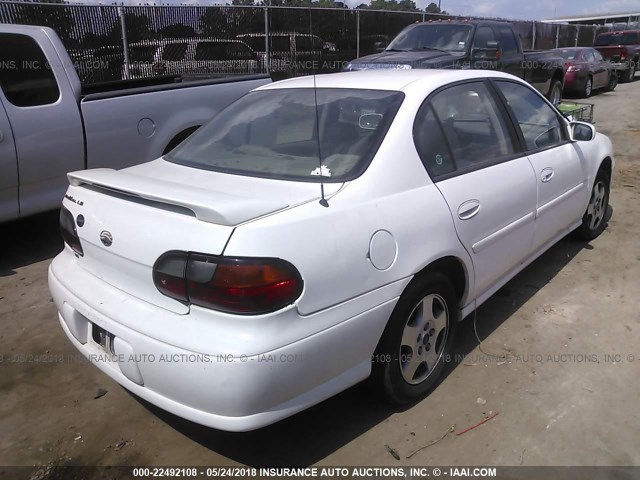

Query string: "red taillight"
[[153, 252, 303, 315], [59, 206, 84, 256]]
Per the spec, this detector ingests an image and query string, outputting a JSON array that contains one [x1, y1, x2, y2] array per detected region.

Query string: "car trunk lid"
[[64, 159, 342, 314]]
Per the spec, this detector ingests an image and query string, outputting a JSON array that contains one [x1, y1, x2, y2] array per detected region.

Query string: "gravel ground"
[[0, 78, 639, 473]]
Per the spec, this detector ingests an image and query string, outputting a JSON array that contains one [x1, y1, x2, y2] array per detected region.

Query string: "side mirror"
[[569, 121, 596, 142]]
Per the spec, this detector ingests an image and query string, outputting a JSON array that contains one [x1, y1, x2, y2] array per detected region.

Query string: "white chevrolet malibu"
[[49, 70, 613, 432]]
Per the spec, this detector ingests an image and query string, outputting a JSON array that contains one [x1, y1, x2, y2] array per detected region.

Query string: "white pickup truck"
[[0, 24, 270, 222]]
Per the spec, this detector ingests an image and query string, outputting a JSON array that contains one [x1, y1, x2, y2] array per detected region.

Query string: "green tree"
[[366, 0, 418, 11], [425, 2, 448, 14]]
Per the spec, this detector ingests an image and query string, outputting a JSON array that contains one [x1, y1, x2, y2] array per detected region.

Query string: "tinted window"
[[238, 36, 265, 52], [195, 42, 254, 61], [496, 26, 518, 54], [593, 50, 604, 61], [496, 81, 565, 151], [270, 36, 291, 53], [163, 43, 188, 61], [429, 82, 515, 170], [413, 105, 456, 178], [583, 50, 595, 63], [473, 26, 497, 49], [0, 33, 60, 107], [166, 88, 404, 182], [129, 45, 156, 63], [387, 24, 472, 52]]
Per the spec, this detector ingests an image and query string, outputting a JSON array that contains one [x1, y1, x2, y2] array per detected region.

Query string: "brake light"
[[59, 206, 84, 256], [567, 64, 581, 72], [153, 252, 303, 315]]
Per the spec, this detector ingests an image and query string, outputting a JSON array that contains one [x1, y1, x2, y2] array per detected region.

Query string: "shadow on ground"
[[0, 210, 63, 277], [130, 210, 612, 467]]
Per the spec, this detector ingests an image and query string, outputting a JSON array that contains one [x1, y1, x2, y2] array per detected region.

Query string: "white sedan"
[[49, 70, 613, 432]]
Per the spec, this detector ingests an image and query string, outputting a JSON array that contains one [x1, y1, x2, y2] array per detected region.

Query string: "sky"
[[430, 0, 640, 20], [67, 0, 640, 21]]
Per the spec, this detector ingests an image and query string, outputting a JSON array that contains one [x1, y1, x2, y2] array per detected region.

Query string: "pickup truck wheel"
[[624, 62, 636, 83], [583, 76, 593, 98], [606, 71, 618, 92], [548, 79, 562, 106], [576, 171, 610, 241], [371, 273, 457, 404]]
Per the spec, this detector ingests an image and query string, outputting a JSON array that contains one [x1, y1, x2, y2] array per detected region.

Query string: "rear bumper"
[[48, 252, 398, 431], [609, 62, 629, 71]]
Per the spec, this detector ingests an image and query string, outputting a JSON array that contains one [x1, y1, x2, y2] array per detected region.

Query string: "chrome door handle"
[[541, 168, 554, 183], [458, 199, 481, 220]]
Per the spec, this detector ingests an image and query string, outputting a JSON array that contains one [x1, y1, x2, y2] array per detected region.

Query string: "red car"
[[552, 47, 617, 98]]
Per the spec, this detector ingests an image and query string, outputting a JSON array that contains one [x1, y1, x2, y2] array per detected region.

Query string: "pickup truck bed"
[[0, 24, 270, 222]]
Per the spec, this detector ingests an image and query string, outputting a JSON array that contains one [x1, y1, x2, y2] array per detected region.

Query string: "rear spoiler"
[[67, 169, 289, 226]]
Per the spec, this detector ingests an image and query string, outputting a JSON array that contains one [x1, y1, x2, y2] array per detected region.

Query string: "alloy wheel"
[[399, 294, 449, 385], [587, 180, 607, 231]]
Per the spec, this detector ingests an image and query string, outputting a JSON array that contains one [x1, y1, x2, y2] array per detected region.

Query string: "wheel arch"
[[411, 255, 470, 308], [598, 156, 613, 180]]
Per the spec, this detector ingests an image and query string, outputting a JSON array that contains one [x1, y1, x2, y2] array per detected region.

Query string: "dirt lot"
[[1, 80, 639, 472]]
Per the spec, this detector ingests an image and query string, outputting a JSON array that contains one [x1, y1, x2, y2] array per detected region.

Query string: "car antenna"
[[313, 74, 329, 208], [310, 12, 329, 208]]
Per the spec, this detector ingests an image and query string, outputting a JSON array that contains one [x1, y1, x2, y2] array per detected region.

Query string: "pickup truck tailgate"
[[62, 160, 339, 314]]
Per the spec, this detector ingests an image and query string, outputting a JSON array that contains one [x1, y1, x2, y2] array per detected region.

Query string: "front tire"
[[623, 62, 636, 83], [548, 79, 563, 106], [606, 71, 618, 91], [371, 273, 457, 405], [576, 171, 610, 240]]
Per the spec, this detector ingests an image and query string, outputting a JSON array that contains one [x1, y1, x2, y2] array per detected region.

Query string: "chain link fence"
[[0, 1, 633, 85]]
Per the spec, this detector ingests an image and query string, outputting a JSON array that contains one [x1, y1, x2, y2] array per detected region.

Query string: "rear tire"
[[575, 170, 610, 241], [371, 273, 457, 405], [547, 79, 563, 106]]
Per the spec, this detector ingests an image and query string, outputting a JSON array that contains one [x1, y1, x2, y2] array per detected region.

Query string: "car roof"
[[256, 70, 524, 93]]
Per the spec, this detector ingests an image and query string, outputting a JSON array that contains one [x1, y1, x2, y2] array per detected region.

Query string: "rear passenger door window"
[[494, 80, 565, 151], [163, 43, 188, 62], [419, 81, 516, 175], [413, 106, 456, 178]]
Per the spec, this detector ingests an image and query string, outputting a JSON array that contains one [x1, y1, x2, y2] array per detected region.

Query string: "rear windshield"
[[556, 49, 581, 60], [595, 32, 639, 46], [165, 88, 404, 182], [387, 24, 472, 52]]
